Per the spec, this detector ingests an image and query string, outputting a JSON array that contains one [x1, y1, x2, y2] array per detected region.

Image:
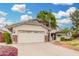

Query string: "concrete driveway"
[[10, 42, 79, 56]]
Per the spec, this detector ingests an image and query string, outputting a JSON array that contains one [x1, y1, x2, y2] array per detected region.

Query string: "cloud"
[[0, 18, 11, 32], [0, 18, 13, 25], [54, 7, 76, 19], [66, 7, 76, 14], [11, 4, 26, 13], [56, 18, 72, 28], [53, 13, 61, 19], [53, 3, 74, 5], [53, 11, 68, 19], [57, 18, 72, 24], [6, 21, 14, 25], [53, 7, 76, 28], [0, 17, 14, 28], [27, 11, 32, 14], [0, 17, 6, 28], [55, 10, 68, 18], [0, 18, 12, 32], [0, 17, 6, 24], [20, 15, 33, 21], [58, 11, 68, 17], [0, 11, 7, 17]]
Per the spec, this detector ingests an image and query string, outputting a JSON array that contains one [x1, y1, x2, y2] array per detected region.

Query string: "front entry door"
[[51, 33, 56, 40]]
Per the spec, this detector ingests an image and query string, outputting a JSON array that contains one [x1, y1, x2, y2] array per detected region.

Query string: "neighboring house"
[[50, 27, 62, 40], [7, 20, 49, 43], [0, 29, 4, 42]]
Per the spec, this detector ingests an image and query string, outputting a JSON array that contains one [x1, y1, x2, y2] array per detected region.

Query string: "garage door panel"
[[18, 30, 45, 43]]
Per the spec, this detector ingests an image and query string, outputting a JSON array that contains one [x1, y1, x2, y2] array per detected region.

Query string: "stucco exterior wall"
[[13, 24, 48, 35], [12, 24, 48, 43]]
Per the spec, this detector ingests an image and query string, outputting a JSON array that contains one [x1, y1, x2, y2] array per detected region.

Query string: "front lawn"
[[60, 40, 79, 48], [52, 40, 79, 51]]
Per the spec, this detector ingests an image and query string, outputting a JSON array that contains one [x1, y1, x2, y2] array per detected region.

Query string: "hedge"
[[3, 32, 12, 44]]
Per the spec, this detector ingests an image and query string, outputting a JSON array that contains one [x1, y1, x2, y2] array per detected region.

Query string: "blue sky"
[[0, 3, 79, 29]]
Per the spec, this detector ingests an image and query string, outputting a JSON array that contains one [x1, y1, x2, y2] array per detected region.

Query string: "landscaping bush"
[[61, 37, 72, 41], [3, 32, 12, 44], [72, 33, 77, 39], [67, 38, 72, 41], [61, 37, 65, 41]]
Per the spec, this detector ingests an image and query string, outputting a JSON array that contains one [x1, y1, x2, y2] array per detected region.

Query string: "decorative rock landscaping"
[[0, 46, 18, 56]]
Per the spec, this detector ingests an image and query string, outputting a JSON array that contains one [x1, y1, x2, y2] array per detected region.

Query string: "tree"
[[70, 10, 79, 30], [62, 28, 70, 35], [37, 10, 57, 29], [70, 10, 79, 38], [37, 10, 57, 41]]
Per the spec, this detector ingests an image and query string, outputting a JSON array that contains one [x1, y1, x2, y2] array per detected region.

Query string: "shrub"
[[67, 38, 72, 41], [61, 37, 65, 41], [72, 33, 77, 38], [3, 32, 12, 44], [61, 37, 72, 41]]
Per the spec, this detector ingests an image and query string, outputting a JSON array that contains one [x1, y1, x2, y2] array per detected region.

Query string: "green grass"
[[59, 40, 79, 48]]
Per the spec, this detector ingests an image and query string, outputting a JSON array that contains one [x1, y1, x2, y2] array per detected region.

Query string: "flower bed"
[[0, 46, 18, 56]]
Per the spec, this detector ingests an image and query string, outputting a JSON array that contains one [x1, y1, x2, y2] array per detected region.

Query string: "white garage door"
[[18, 30, 45, 43]]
